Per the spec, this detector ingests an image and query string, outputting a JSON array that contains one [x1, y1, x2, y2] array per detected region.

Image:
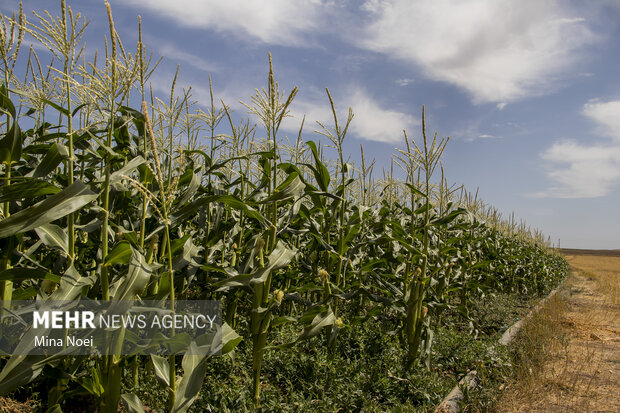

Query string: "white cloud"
[[283, 88, 418, 144], [539, 99, 620, 198], [540, 140, 620, 198], [346, 89, 418, 143], [117, 0, 326, 46], [118, 0, 600, 105], [396, 78, 414, 86], [582, 100, 620, 140], [360, 0, 597, 104]]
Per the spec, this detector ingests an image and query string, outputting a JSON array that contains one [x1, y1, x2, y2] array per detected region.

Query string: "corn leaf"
[[33, 143, 69, 178], [0, 268, 61, 284], [0, 180, 60, 203], [121, 393, 145, 413], [35, 223, 69, 255], [0, 180, 99, 239]]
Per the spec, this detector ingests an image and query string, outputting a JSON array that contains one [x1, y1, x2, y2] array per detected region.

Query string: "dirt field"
[[559, 248, 620, 257], [499, 250, 620, 412]]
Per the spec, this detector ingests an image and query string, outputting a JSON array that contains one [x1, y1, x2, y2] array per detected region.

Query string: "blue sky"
[[3, 0, 620, 249]]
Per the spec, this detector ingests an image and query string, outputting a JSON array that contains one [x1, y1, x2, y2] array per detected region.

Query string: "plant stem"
[[61, 0, 76, 264], [164, 220, 176, 411]]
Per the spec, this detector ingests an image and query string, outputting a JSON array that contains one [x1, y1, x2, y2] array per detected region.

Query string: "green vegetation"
[[0, 1, 568, 411]]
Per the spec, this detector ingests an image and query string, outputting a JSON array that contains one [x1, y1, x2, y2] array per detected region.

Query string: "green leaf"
[[297, 305, 329, 324], [274, 308, 336, 349], [0, 117, 23, 165], [121, 393, 145, 413], [0, 180, 99, 239], [33, 143, 69, 178], [432, 208, 466, 226], [172, 343, 208, 413], [39, 98, 70, 117], [107, 156, 146, 184], [35, 223, 69, 255], [221, 323, 242, 354], [342, 223, 361, 253], [257, 172, 306, 204], [170, 234, 191, 256], [414, 203, 430, 215], [50, 265, 95, 301], [155, 271, 171, 300], [0, 180, 60, 203], [271, 316, 296, 328], [305, 141, 330, 191], [0, 355, 54, 395], [471, 260, 491, 270], [110, 248, 152, 301], [215, 242, 297, 289], [175, 171, 200, 207], [72, 103, 88, 118], [404, 183, 427, 199], [77, 367, 104, 397], [172, 236, 202, 272], [0, 84, 16, 118], [137, 163, 154, 184], [32, 131, 66, 144], [170, 194, 267, 227], [13, 286, 38, 300], [119, 106, 146, 140], [44, 404, 62, 413], [104, 241, 132, 266], [297, 310, 336, 341], [0, 268, 61, 284], [0, 269, 92, 394], [199, 263, 229, 274], [150, 355, 170, 387]]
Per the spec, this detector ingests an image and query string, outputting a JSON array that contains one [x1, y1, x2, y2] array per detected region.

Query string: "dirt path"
[[499, 253, 620, 412]]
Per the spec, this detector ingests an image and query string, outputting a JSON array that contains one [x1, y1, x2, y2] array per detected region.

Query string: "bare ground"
[[498, 252, 620, 412]]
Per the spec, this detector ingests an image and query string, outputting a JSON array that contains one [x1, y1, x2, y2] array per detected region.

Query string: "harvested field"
[[558, 248, 620, 257], [498, 252, 620, 412]]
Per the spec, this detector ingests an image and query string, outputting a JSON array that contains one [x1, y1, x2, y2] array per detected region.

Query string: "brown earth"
[[558, 248, 620, 257], [499, 251, 620, 412]]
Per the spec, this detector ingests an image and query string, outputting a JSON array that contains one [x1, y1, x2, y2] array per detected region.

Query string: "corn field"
[[0, 2, 568, 412]]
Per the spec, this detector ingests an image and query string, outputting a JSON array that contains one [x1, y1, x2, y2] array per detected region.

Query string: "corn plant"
[[0, 1, 570, 411]]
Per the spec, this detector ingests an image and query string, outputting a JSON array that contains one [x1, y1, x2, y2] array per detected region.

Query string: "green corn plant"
[[98, 6, 119, 409], [136, 100, 179, 410], [0, 1, 24, 316], [193, 77, 224, 277], [315, 89, 353, 291], [312, 90, 355, 348], [239, 54, 300, 407], [242, 52, 297, 253], [396, 106, 448, 369], [357, 144, 376, 207], [99, 0, 117, 304]]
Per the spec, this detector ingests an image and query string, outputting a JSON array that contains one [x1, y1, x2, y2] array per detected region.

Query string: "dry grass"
[[0, 396, 36, 412], [567, 255, 620, 306], [498, 253, 620, 412]]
